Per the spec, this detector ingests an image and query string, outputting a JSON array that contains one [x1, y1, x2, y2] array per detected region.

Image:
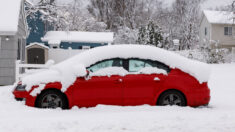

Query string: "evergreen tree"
[[137, 26, 146, 44], [137, 21, 163, 47]]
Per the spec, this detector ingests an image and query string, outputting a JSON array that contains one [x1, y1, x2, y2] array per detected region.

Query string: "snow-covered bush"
[[114, 27, 138, 44], [176, 48, 231, 63], [137, 21, 164, 47]]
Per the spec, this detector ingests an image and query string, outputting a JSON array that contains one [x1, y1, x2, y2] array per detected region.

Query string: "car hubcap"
[[162, 94, 182, 106], [41, 94, 62, 108]]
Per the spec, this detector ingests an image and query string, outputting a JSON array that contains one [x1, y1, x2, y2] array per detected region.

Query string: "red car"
[[13, 45, 210, 109]]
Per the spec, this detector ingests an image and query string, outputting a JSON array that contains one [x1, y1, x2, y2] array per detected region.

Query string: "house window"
[[205, 27, 207, 36], [224, 27, 232, 36], [0, 37, 1, 49]]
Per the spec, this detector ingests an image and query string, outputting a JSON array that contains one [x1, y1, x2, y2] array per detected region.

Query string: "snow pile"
[[72, 64, 87, 77], [90, 67, 128, 77], [139, 67, 167, 75], [23, 70, 61, 91], [22, 44, 211, 93], [41, 31, 114, 44], [30, 84, 46, 96], [45, 60, 55, 67], [203, 10, 235, 24], [2, 63, 235, 132], [0, 0, 22, 34]]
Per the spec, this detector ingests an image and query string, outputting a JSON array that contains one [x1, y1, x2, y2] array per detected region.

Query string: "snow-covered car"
[[13, 45, 211, 109]]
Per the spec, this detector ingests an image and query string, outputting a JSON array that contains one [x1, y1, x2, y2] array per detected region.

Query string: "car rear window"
[[129, 59, 170, 73]]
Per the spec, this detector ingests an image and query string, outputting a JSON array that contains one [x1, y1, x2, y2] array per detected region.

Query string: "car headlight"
[[15, 84, 26, 91]]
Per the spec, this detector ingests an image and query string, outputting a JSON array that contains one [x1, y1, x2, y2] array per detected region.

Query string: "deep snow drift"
[[0, 64, 235, 132]]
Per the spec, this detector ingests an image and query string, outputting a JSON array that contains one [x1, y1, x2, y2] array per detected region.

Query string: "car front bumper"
[[13, 90, 28, 100]]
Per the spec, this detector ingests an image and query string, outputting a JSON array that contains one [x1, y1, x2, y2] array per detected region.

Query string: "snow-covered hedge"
[[176, 49, 231, 63]]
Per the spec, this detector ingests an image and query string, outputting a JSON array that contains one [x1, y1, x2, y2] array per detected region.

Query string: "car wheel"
[[36, 90, 67, 109], [157, 90, 186, 106]]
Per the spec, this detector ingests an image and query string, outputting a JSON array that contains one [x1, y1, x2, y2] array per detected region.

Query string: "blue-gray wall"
[[26, 11, 53, 45], [26, 11, 107, 49], [58, 42, 107, 49]]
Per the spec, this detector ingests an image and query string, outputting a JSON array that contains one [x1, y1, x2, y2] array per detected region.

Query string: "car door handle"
[[154, 77, 160, 81], [115, 79, 122, 83]]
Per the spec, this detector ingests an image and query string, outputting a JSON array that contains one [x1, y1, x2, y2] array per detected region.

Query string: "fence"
[[232, 47, 235, 62], [15, 60, 54, 82], [48, 48, 84, 64]]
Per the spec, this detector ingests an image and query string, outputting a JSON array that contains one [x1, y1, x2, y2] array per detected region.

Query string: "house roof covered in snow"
[[41, 31, 114, 44], [0, 0, 22, 35], [26, 42, 49, 49], [203, 10, 235, 25]]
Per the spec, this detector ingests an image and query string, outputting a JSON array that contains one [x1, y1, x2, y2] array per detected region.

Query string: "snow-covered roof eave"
[[41, 31, 114, 44], [210, 22, 235, 25], [41, 39, 113, 44], [26, 43, 49, 49], [0, 31, 17, 36]]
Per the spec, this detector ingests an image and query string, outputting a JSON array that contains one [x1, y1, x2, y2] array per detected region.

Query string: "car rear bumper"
[[187, 88, 210, 107]]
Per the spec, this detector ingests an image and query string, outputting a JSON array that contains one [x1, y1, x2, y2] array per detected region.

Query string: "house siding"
[[0, 0, 27, 85], [0, 36, 18, 85], [211, 24, 235, 48], [199, 15, 211, 46]]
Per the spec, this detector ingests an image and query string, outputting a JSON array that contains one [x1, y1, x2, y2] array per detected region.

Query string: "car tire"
[[36, 90, 68, 109], [157, 90, 186, 106]]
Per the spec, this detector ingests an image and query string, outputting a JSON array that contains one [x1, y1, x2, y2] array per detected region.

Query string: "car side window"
[[129, 60, 145, 72], [145, 60, 171, 73], [88, 59, 123, 73], [129, 59, 170, 73]]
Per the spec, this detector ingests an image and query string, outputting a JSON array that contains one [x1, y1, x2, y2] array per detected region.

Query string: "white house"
[[199, 10, 235, 49], [0, 0, 28, 85]]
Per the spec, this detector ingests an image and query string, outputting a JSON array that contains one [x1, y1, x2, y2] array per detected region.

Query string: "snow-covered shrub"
[[137, 21, 164, 47], [114, 27, 138, 44], [203, 47, 231, 64], [176, 48, 231, 63]]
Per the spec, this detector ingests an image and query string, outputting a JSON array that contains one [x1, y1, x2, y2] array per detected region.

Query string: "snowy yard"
[[0, 64, 235, 132]]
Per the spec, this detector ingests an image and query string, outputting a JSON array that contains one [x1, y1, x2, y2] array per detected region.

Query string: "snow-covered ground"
[[0, 64, 235, 132]]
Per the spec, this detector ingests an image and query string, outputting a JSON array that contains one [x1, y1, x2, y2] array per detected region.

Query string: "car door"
[[123, 59, 170, 106], [73, 59, 125, 107]]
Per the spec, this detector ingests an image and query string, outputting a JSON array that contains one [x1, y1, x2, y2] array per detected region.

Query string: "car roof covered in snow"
[[0, 0, 22, 35], [54, 44, 211, 83], [41, 31, 114, 44], [203, 10, 235, 24]]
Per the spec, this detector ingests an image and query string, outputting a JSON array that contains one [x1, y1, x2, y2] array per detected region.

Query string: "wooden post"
[[15, 60, 20, 82]]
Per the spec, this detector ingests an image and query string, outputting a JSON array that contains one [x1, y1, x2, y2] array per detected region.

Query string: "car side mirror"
[[85, 70, 90, 78], [73, 64, 88, 77]]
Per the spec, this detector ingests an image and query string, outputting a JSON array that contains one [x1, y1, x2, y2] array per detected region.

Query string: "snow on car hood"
[[22, 44, 211, 92]]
